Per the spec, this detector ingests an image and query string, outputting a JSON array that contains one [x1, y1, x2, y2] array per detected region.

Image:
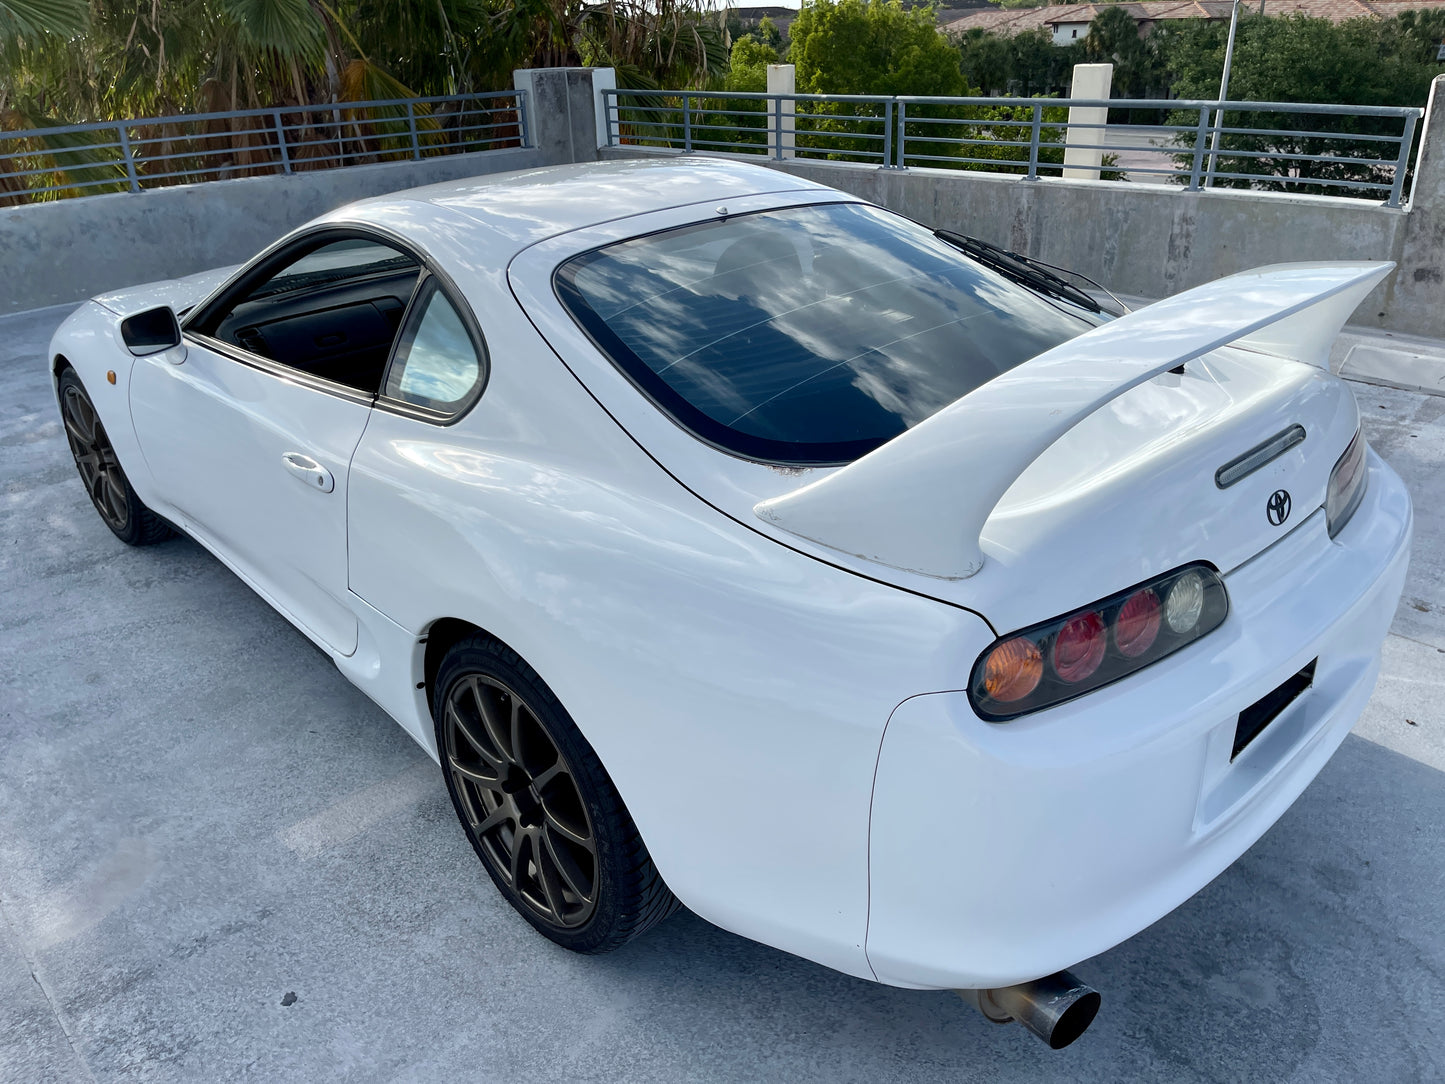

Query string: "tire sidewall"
[[433, 638, 636, 954], [58, 368, 150, 547]]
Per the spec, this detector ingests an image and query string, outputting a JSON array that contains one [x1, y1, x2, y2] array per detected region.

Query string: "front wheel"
[[434, 636, 680, 953], [58, 368, 173, 546]]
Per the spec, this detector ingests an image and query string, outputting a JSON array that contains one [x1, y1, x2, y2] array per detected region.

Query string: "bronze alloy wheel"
[[443, 673, 600, 929], [57, 369, 173, 547], [61, 379, 131, 534], [433, 636, 680, 953]]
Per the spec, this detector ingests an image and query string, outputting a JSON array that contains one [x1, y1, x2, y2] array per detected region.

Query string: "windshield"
[[555, 202, 1100, 464]]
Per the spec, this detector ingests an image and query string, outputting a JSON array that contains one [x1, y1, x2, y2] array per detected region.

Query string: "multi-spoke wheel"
[[57, 368, 172, 546], [434, 636, 680, 953]]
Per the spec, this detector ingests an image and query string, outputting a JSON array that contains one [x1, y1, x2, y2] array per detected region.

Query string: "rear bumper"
[[865, 449, 1412, 990]]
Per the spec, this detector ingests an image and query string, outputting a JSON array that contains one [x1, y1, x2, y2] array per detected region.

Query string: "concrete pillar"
[[1390, 75, 1445, 338], [512, 67, 616, 166], [767, 64, 796, 159], [1062, 63, 1113, 181]]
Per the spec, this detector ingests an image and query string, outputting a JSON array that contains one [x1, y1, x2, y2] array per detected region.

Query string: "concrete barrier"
[[0, 67, 611, 315], [5, 69, 1441, 337]]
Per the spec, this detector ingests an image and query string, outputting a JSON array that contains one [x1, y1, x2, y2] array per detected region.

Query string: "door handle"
[[281, 452, 334, 493]]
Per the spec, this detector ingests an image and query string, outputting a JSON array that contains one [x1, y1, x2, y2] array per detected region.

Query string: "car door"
[[129, 231, 424, 656]]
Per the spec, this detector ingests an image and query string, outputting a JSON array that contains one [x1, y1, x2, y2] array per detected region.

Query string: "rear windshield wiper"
[[935, 230, 1106, 315]]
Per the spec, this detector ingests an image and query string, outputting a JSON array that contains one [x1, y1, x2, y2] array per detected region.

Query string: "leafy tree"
[[789, 0, 967, 97], [1159, 13, 1441, 196], [957, 26, 1081, 97], [786, 0, 971, 161]]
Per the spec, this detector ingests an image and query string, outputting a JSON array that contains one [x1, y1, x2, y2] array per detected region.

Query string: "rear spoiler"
[[754, 261, 1394, 580]]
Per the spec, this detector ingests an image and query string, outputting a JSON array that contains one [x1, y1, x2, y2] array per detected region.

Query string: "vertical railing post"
[[1187, 106, 1210, 190], [1388, 111, 1419, 208], [883, 100, 894, 168], [774, 95, 785, 160], [602, 90, 613, 148], [898, 100, 909, 168], [272, 109, 292, 173], [406, 100, 420, 160], [1204, 106, 1224, 187], [1027, 103, 1042, 179], [683, 94, 693, 152], [116, 124, 141, 192]]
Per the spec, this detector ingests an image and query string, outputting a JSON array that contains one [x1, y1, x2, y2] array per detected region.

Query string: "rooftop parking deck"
[[1, 301, 1443, 1082]]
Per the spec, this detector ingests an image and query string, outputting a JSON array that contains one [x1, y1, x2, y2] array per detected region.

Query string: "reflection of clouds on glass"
[[395, 293, 479, 405], [562, 202, 1097, 454]]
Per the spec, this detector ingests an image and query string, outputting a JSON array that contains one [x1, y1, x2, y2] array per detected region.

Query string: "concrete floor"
[[2, 302, 1442, 1083]]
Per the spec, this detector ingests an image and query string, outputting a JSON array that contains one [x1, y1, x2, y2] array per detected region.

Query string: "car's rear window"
[[554, 202, 1100, 464]]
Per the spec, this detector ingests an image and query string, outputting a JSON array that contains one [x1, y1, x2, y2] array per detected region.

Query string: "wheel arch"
[[422, 616, 489, 715]]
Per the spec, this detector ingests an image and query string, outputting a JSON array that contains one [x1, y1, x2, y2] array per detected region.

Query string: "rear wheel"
[[58, 369, 173, 546], [434, 636, 679, 953]]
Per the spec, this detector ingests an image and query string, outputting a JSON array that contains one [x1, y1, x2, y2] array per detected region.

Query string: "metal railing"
[[603, 89, 1424, 207], [0, 90, 529, 204]]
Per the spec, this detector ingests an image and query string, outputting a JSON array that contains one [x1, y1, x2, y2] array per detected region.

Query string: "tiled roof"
[[943, 0, 1445, 35]]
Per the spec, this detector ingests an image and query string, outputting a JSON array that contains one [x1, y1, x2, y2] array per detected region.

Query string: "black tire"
[[57, 368, 174, 547], [433, 635, 680, 953]]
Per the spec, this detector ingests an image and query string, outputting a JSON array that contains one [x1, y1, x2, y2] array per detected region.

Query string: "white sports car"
[[50, 158, 1411, 1048]]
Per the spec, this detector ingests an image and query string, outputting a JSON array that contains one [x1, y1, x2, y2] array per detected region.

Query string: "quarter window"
[[383, 282, 484, 412]]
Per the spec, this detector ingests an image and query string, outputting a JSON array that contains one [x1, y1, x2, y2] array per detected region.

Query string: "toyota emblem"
[[1267, 489, 1291, 526]]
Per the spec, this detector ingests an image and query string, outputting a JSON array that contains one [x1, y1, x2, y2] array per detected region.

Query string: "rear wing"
[[754, 261, 1393, 580]]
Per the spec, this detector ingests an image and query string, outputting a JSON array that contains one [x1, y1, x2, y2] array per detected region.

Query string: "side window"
[[383, 282, 484, 413], [197, 236, 422, 394]]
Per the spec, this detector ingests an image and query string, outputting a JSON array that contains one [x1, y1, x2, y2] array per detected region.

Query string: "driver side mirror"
[[120, 306, 183, 356]]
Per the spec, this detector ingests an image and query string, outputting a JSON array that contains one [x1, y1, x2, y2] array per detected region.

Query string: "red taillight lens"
[[1326, 430, 1368, 538], [1114, 589, 1161, 658], [1052, 612, 1106, 683], [982, 637, 1043, 702], [969, 563, 1229, 722]]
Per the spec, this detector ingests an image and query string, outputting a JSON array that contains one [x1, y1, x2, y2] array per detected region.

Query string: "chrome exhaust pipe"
[[956, 970, 1101, 1049]]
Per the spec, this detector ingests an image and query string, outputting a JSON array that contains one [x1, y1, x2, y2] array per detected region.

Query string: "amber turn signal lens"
[[983, 637, 1044, 702], [106, 370, 117, 385]]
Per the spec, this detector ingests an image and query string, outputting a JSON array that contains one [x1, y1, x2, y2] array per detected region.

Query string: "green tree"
[[1158, 13, 1440, 196], [789, 0, 966, 97], [787, 0, 970, 161], [957, 27, 1081, 97]]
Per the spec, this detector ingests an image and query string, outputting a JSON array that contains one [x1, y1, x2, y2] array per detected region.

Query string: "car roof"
[[337, 157, 838, 251]]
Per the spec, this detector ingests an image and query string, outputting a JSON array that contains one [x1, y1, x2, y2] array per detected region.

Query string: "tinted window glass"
[[384, 285, 483, 411], [555, 203, 1099, 464], [201, 236, 421, 394]]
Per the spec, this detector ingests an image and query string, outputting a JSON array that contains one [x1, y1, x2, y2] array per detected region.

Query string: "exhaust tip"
[[956, 970, 1101, 1050], [1039, 986, 1100, 1049]]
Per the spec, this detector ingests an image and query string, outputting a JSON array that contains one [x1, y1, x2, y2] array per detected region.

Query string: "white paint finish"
[[756, 262, 1393, 583], [128, 339, 372, 655], [43, 158, 1416, 993], [1063, 63, 1113, 181], [91, 266, 241, 319], [868, 452, 1412, 989]]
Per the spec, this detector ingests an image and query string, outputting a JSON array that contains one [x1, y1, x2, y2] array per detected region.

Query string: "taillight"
[[970, 564, 1229, 721], [1326, 430, 1368, 538]]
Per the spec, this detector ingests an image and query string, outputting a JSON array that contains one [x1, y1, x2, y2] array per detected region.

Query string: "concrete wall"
[[600, 73, 1445, 339], [6, 69, 1442, 334], [735, 158, 1411, 328], [0, 67, 611, 316]]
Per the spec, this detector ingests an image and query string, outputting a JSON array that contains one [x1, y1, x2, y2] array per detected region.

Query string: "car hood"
[[92, 265, 241, 319]]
